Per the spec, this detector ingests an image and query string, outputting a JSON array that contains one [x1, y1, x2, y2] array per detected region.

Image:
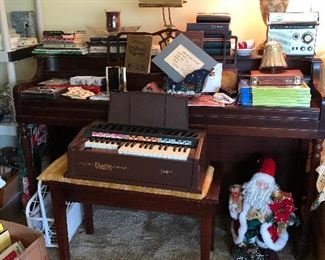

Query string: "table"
[[38, 154, 220, 260]]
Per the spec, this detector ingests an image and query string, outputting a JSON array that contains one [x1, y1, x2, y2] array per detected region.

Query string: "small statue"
[[229, 157, 299, 258]]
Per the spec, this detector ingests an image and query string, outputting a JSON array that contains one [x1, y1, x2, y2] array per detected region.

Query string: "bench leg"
[[83, 203, 94, 234], [200, 206, 214, 260], [51, 186, 70, 260]]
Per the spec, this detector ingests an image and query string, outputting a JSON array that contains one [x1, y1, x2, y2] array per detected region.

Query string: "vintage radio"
[[267, 12, 319, 56], [250, 69, 304, 86]]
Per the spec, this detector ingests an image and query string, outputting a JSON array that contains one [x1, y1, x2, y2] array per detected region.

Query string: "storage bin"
[[25, 181, 83, 247], [0, 219, 48, 259]]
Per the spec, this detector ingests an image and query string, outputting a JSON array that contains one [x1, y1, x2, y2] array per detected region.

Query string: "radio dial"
[[302, 33, 313, 44]]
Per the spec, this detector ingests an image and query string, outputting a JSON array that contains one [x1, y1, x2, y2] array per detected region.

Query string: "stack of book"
[[186, 13, 233, 56], [0, 223, 25, 259], [33, 30, 88, 55], [238, 79, 252, 106], [249, 69, 311, 108], [87, 36, 127, 54]]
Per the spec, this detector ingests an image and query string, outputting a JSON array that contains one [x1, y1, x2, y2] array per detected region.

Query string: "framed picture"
[[152, 33, 217, 83]]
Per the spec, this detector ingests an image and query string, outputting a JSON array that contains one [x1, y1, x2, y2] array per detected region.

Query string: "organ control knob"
[[302, 32, 314, 44]]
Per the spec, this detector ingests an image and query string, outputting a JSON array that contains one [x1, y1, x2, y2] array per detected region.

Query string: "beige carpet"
[[46, 206, 298, 260]]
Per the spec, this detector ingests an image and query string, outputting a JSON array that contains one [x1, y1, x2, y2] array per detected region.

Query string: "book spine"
[[203, 48, 230, 56], [203, 40, 231, 48], [186, 23, 229, 34], [196, 15, 231, 23]]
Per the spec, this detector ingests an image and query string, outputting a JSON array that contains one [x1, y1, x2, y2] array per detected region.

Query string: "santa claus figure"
[[229, 157, 297, 254]]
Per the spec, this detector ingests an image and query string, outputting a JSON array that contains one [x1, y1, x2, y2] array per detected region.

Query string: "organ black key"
[[86, 122, 199, 147]]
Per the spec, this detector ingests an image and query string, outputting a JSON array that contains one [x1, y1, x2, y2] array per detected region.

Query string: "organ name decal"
[[78, 161, 128, 171]]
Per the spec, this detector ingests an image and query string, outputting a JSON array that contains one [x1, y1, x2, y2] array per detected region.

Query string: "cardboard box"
[[0, 171, 20, 208], [0, 220, 48, 259]]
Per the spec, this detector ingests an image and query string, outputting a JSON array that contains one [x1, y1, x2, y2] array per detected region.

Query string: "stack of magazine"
[[251, 82, 311, 107], [33, 31, 88, 55]]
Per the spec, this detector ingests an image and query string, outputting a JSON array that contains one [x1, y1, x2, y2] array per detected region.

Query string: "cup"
[[105, 10, 121, 32]]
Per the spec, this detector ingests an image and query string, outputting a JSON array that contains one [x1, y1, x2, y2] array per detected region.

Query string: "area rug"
[[47, 206, 296, 260]]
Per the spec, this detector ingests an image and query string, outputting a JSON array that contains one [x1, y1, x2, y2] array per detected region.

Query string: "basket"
[[25, 180, 83, 247]]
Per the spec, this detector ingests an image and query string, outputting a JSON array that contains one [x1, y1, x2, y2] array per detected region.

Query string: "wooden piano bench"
[[38, 154, 220, 260]]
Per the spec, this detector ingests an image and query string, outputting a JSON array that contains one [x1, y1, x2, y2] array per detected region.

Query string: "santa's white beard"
[[242, 176, 278, 215]]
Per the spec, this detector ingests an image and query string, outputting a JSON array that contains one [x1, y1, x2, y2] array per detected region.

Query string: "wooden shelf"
[[0, 45, 37, 62]]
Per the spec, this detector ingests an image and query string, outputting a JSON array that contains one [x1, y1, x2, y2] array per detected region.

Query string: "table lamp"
[[138, 0, 187, 29]]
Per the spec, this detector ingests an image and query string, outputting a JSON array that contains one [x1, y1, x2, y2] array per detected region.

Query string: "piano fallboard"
[[66, 121, 207, 193]]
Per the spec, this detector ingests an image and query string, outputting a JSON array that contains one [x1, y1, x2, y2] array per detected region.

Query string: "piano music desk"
[[38, 154, 220, 260]]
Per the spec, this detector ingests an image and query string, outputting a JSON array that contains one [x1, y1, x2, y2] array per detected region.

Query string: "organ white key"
[[85, 138, 120, 150], [117, 142, 189, 161]]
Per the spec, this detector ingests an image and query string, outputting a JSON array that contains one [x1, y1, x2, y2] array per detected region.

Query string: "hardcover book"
[[176, 31, 204, 48], [0, 229, 11, 252], [0, 241, 25, 259], [186, 23, 229, 35], [124, 34, 153, 74], [196, 13, 231, 23]]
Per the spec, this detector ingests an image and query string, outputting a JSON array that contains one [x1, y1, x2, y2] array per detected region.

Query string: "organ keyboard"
[[67, 120, 207, 192], [66, 92, 208, 192]]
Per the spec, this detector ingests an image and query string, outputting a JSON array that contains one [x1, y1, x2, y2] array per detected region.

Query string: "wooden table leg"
[[210, 205, 216, 251], [50, 185, 70, 260], [83, 203, 94, 234], [200, 207, 213, 260]]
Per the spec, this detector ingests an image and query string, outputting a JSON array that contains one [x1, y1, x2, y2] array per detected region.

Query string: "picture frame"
[[152, 33, 217, 83]]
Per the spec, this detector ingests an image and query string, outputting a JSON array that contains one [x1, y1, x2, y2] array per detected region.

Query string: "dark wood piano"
[[13, 53, 325, 258]]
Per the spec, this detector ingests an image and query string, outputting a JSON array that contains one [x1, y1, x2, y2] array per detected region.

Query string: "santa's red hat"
[[258, 157, 276, 177]]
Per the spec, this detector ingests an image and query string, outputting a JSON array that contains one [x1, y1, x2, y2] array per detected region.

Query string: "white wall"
[[1, 0, 325, 85]]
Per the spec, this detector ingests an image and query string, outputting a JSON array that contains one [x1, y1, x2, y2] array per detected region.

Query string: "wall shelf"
[[0, 45, 37, 62]]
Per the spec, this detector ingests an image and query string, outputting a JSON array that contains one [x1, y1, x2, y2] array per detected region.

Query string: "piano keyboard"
[[84, 137, 191, 161], [85, 122, 199, 147]]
